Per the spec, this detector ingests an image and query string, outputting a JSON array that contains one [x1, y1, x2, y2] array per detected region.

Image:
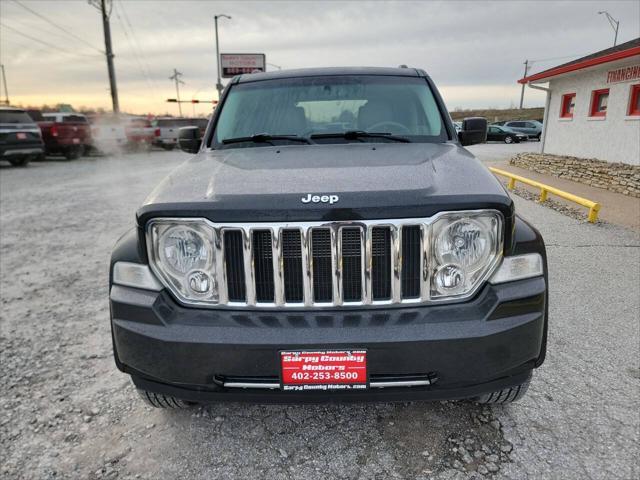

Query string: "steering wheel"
[[366, 121, 411, 135]]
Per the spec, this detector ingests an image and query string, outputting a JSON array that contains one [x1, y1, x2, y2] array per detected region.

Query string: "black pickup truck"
[[109, 67, 547, 407]]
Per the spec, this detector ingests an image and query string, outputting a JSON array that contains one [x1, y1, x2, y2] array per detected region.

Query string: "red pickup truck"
[[28, 110, 92, 160]]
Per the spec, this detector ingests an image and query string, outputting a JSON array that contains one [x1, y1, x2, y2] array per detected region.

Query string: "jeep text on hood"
[[110, 67, 547, 407]]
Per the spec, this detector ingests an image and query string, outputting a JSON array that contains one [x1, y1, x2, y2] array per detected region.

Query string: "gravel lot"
[[1, 150, 638, 480]]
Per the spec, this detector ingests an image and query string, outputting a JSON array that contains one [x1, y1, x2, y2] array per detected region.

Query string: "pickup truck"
[[125, 117, 155, 150], [89, 114, 128, 154], [0, 107, 44, 166], [152, 117, 210, 150], [109, 67, 548, 408], [28, 111, 91, 160]]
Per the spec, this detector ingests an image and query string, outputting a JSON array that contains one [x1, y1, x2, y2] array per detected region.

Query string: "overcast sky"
[[1, 0, 639, 115]]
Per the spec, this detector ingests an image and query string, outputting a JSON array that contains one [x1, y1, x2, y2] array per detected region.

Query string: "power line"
[[11, 0, 104, 53], [112, 0, 156, 95], [0, 22, 102, 58], [529, 53, 590, 64], [116, 0, 157, 90]]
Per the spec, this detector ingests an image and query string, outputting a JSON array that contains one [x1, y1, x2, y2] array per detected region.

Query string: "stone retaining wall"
[[509, 153, 640, 198]]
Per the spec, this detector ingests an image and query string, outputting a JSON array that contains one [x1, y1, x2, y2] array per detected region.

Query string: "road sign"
[[220, 53, 266, 78]]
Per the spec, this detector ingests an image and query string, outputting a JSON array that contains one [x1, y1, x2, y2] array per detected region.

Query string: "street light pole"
[[214, 14, 231, 100], [0, 64, 9, 105], [519, 59, 529, 109], [169, 69, 185, 116], [598, 11, 620, 46]]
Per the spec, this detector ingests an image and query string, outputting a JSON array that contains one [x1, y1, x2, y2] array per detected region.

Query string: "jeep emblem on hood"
[[301, 194, 339, 205]]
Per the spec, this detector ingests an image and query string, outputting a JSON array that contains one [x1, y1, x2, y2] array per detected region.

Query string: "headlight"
[[147, 219, 218, 304], [431, 211, 502, 299]]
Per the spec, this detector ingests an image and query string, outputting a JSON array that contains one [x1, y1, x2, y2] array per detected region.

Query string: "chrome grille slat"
[[363, 225, 373, 305], [332, 226, 342, 306], [213, 228, 228, 304], [272, 228, 284, 306], [420, 224, 430, 302], [391, 225, 402, 303], [300, 227, 313, 306], [242, 228, 256, 306]]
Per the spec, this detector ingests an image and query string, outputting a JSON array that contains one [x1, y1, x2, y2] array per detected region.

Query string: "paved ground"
[[1, 150, 638, 480], [468, 143, 640, 231]]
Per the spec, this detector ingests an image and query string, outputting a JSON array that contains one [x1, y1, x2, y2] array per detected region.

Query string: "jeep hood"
[[138, 143, 513, 224]]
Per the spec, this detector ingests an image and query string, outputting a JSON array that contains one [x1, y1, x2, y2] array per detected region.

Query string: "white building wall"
[[543, 57, 640, 165]]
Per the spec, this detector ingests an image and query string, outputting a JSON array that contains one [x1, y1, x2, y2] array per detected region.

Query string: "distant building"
[[519, 38, 640, 165]]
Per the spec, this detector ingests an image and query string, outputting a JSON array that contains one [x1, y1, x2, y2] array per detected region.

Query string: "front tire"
[[64, 146, 83, 160], [504, 136, 514, 144], [474, 378, 530, 404], [8, 155, 31, 167], [136, 389, 196, 409]]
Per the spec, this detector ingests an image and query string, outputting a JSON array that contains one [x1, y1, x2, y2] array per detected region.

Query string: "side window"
[[589, 89, 609, 117], [628, 84, 640, 116], [560, 93, 576, 118], [510, 122, 523, 128]]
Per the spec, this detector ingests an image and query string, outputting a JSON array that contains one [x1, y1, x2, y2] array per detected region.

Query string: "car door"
[[487, 126, 500, 141], [506, 121, 524, 134], [524, 122, 538, 136]]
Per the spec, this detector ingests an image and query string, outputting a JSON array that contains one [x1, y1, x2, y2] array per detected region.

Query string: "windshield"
[[0, 110, 34, 124], [211, 75, 447, 148]]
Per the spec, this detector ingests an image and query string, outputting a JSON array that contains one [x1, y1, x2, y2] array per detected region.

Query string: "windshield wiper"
[[310, 130, 411, 143], [222, 133, 314, 145]]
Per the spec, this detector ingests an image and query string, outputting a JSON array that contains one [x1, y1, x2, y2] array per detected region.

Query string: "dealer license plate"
[[16, 132, 27, 139], [72, 138, 80, 144], [280, 350, 367, 391]]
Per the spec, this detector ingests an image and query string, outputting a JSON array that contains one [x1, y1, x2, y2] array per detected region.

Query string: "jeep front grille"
[[211, 220, 430, 308]]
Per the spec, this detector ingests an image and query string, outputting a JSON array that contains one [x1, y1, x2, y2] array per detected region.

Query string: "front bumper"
[[0, 143, 44, 157], [110, 275, 546, 403]]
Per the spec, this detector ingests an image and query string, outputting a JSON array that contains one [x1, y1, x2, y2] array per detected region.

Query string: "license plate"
[[16, 132, 26, 139], [72, 138, 80, 144], [280, 350, 367, 391]]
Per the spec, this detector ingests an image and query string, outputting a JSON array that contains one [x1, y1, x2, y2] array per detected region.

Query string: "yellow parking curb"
[[489, 167, 601, 223]]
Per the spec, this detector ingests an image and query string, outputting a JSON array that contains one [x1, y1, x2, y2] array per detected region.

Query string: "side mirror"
[[458, 117, 487, 146], [178, 126, 202, 154]]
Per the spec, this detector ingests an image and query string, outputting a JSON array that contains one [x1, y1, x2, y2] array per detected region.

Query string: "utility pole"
[[598, 11, 620, 46], [169, 69, 185, 116], [519, 60, 529, 109], [0, 65, 9, 105], [214, 14, 231, 100], [99, 0, 119, 113]]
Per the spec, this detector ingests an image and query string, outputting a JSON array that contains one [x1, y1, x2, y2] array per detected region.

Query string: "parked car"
[[152, 117, 209, 151], [110, 67, 548, 408], [0, 107, 44, 166], [452, 121, 462, 133], [491, 121, 506, 126], [125, 117, 155, 149], [503, 120, 542, 141], [486, 125, 528, 144], [89, 115, 128, 154], [28, 111, 91, 160]]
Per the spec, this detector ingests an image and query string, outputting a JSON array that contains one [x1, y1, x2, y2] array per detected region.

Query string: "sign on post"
[[220, 53, 266, 78]]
